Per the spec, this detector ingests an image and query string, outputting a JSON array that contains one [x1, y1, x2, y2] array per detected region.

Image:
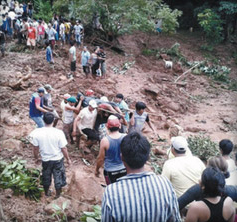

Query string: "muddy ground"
[[0, 31, 237, 221]]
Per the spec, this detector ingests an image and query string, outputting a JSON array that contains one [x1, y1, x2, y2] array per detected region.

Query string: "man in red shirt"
[[27, 22, 36, 50]]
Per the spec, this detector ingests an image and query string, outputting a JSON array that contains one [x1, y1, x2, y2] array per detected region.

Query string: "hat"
[[85, 89, 94, 96], [107, 115, 121, 128], [44, 84, 53, 90], [89, 99, 98, 108], [67, 96, 77, 103], [100, 96, 109, 102], [63, 93, 71, 100], [171, 136, 188, 153], [37, 87, 45, 93]]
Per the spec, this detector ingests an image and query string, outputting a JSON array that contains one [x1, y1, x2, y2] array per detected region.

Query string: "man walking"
[[81, 46, 90, 78], [29, 87, 48, 128], [29, 112, 71, 198], [72, 99, 99, 153], [74, 20, 83, 47], [102, 132, 181, 222], [95, 115, 127, 185], [42, 84, 59, 127], [27, 22, 36, 50], [68, 40, 76, 79]]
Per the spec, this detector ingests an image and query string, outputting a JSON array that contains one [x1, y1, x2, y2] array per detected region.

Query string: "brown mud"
[[0, 31, 237, 221]]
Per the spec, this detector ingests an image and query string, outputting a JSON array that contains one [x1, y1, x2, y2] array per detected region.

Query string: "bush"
[[34, 0, 53, 23], [53, 0, 182, 37], [0, 158, 43, 201], [81, 205, 101, 222], [197, 9, 223, 43], [187, 135, 219, 162]]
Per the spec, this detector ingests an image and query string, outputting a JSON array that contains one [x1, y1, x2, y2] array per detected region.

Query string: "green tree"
[[53, 0, 182, 38], [34, 0, 53, 23], [198, 8, 223, 43], [218, 1, 237, 40]]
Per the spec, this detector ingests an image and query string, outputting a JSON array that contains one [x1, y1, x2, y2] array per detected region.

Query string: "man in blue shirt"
[[29, 87, 48, 128]]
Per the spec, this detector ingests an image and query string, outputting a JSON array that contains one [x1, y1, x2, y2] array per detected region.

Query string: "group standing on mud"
[[0, 1, 107, 79], [1, 1, 237, 221], [28, 84, 237, 222]]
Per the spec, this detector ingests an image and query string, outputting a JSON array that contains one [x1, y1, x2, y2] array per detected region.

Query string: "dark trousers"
[[104, 168, 127, 185], [42, 158, 66, 190]]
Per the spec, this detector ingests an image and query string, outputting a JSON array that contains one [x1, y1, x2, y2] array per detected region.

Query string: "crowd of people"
[[3, 2, 236, 220], [0, 1, 107, 79], [27, 84, 237, 221]]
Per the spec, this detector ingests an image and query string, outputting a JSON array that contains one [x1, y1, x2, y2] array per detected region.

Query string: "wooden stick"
[[174, 62, 202, 83]]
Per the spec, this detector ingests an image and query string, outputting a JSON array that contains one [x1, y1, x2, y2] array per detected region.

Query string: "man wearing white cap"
[[162, 136, 205, 198], [72, 99, 99, 152], [95, 115, 127, 185]]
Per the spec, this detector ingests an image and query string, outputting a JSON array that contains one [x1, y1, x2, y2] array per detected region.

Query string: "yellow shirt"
[[162, 155, 205, 197]]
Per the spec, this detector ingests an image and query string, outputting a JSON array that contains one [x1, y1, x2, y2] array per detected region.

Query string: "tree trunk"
[[232, 13, 237, 34]]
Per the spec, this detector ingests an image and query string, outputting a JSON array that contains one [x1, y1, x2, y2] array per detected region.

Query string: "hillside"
[[0, 31, 237, 221]]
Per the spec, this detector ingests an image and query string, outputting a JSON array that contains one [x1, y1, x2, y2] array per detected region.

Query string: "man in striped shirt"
[[102, 132, 181, 222]]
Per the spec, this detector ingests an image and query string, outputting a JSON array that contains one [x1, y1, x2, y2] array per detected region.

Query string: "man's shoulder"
[[106, 172, 171, 191], [31, 92, 39, 98]]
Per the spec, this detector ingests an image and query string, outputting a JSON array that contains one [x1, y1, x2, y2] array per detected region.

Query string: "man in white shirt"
[[29, 112, 71, 198], [59, 20, 65, 45], [81, 46, 90, 77], [162, 136, 205, 197], [74, 20, 83, 47], [47, 23, 56, 49], [72, 99, 99, 153], [68, 40, 76, 79]]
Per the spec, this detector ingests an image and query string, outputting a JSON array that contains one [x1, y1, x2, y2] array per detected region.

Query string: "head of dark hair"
[[219, 139, 233, 155], [77, 92, 84, 101], [43, 112, 54, 125], [135, 102, 146, 111], [108, 127, 120, 132], [121, 132, 150, 169], [201, 167, 225, 197], [45, 40, 50, 46], [100, 46, 104, 50], [114, 113, 122, 120], [208, 156, 229, 179], [116, 93, 124, 100], [172, 147, 186, 155], [70, 40, 75, 46]]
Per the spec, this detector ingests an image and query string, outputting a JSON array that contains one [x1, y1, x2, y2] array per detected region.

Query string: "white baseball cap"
[[171, 136, 188, 153], [89, 99, 98, 108]]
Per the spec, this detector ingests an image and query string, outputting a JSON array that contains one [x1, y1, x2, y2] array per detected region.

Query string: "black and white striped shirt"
[[102, 172, 181, 222]]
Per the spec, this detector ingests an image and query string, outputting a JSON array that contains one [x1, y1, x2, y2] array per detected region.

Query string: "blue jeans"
[[75, 34, 81, 44], [30, 116, 45, 128]]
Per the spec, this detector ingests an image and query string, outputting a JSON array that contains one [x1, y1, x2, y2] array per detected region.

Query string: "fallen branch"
[[9, 66, 32, 90], [174, 62, 202, 83]]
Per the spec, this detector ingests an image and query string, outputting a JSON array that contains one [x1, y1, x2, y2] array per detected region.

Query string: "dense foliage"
[[197, 9, 223, 43], [34, 0, 53, 22], [53, 0, 182, 37], [187, 135, 219, 162], [0, 158, 43, 201]]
